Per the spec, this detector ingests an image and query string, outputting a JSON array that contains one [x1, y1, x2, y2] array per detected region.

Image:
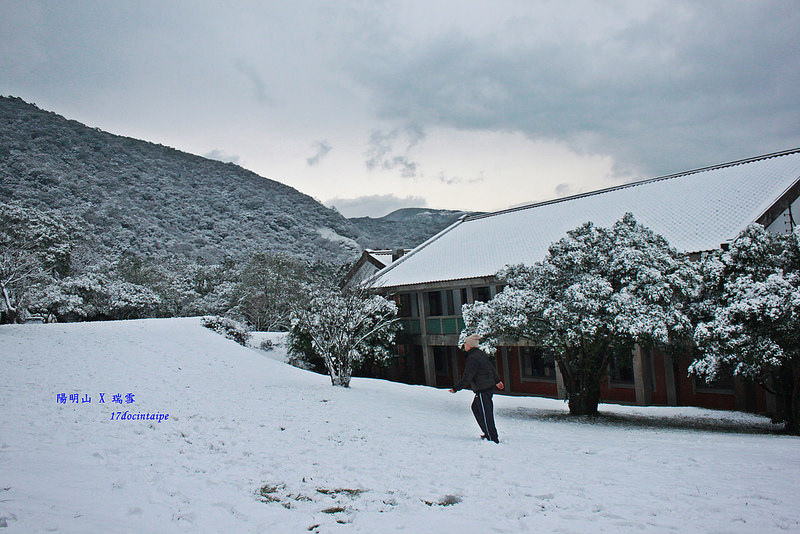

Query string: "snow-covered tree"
[[0, 201, 71, 323], [59, 272, 161, 320], [462, 213, 697, 415], [27, 264, 162, 321], [232, 252, 316, 331], [291, 287, 400, 387], [691, 224, 800, 433]]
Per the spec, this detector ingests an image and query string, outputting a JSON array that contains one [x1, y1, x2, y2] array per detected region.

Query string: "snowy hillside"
[[0, 96, 364, 264], [0, 97, 463, 264], [1, 318, 798, 533]]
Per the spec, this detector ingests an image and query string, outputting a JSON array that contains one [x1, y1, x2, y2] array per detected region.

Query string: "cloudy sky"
[[2, 1, 799, 217]]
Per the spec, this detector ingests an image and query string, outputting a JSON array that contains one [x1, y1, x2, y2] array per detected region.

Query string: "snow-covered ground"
[[1, 318, 798, 533]]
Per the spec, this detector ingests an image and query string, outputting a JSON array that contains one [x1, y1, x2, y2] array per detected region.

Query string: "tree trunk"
[[0, 308, 20, 324], [567, 375, 601, 416], [560, 344, 604, 416], [327, 353, 353, 388], [330, 367, 352, 388], [1, 285, 19, 324], [785, 363, 800, 435]]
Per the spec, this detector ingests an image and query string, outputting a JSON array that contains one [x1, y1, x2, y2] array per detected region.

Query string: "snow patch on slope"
[[316, 227, 360, 250]]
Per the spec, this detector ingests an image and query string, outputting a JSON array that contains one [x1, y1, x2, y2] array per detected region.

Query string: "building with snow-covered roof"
[[341, 249, 410, 289], [369, 148, 800, 413]]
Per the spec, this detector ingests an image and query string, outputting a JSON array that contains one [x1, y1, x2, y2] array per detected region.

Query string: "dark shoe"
[[480, 434, 488, 440]]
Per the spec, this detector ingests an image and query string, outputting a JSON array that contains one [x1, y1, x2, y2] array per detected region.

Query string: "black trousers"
[[471, 389, 499, 443]]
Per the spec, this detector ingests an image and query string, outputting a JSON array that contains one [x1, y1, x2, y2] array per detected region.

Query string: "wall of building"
[[385, 284, 770, 415], [503, 347, 559, 397]]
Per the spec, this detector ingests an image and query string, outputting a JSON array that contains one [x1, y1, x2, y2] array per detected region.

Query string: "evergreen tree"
[[232, 252, 316, 331], [0, 201, 71, 323], [291, 287, 400, 387], [691, 224, 800, 434], [462, 213, 697, 415]]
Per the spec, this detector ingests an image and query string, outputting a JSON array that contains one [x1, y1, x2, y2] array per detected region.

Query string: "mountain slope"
[[349, 208, 471, 250], [0, 96, 364, 264]]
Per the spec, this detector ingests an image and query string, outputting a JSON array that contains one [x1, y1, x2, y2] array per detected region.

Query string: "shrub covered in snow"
[[287, 328, 328, 373], [27, 270, 161, 321], [0, 201, 71, 323], [462, 213, 698, 415], [691, 224, 800, 433], [290, 287, 400, 387], [201, 315, 251, 346]]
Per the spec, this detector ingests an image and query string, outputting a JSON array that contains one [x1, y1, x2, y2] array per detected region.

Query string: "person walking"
[[449, 334, 504, 443]]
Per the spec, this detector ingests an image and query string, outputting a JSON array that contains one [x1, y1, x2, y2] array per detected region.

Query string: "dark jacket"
[[453, 347, 501, 393]]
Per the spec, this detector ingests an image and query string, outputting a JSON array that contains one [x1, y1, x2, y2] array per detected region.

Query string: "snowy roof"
[[341, 249, 412, 288], [367, 250, 395, 266], [372, 149, 800, 289]]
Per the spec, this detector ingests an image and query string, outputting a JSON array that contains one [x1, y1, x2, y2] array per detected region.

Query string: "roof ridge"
[[466, 147, 800, 222]]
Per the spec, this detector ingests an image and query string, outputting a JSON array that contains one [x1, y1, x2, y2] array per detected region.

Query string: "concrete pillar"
[[554, 362, 567, 400], [417, 292, 436, 386], [422, 345, 436, 387], [451, 350, 460, 385], [633, 344, 652, 405], [501, 347, 512, 393], [663, 351, 678, 406], [453, 288, 464, 312], [733, 377, 756, 412]]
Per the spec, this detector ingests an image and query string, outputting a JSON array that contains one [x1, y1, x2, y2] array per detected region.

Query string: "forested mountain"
[[0, 96, 476, 323], [349, 208, 470, 249], [0, 96, 365, 265], [1, 96, 474, 264]]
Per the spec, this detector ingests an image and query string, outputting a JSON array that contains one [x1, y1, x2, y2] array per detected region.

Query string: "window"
[[395, 294, 413, 317], [519, 347, 556, 381], [608, 353, 634, 384], [427, 291, 443, 316], [472, 286, 490, 303], [433, 346, 450, 374], [444, 290, 456, 315]]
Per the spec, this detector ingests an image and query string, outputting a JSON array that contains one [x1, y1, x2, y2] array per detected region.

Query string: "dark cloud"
[[4, 0, 799, 211], [364, 126, 424, 178], [326, 194, 427, 218], [306, 140, 332, 166], [437, 171, 484, 186], [344, 1, 800, 177]]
